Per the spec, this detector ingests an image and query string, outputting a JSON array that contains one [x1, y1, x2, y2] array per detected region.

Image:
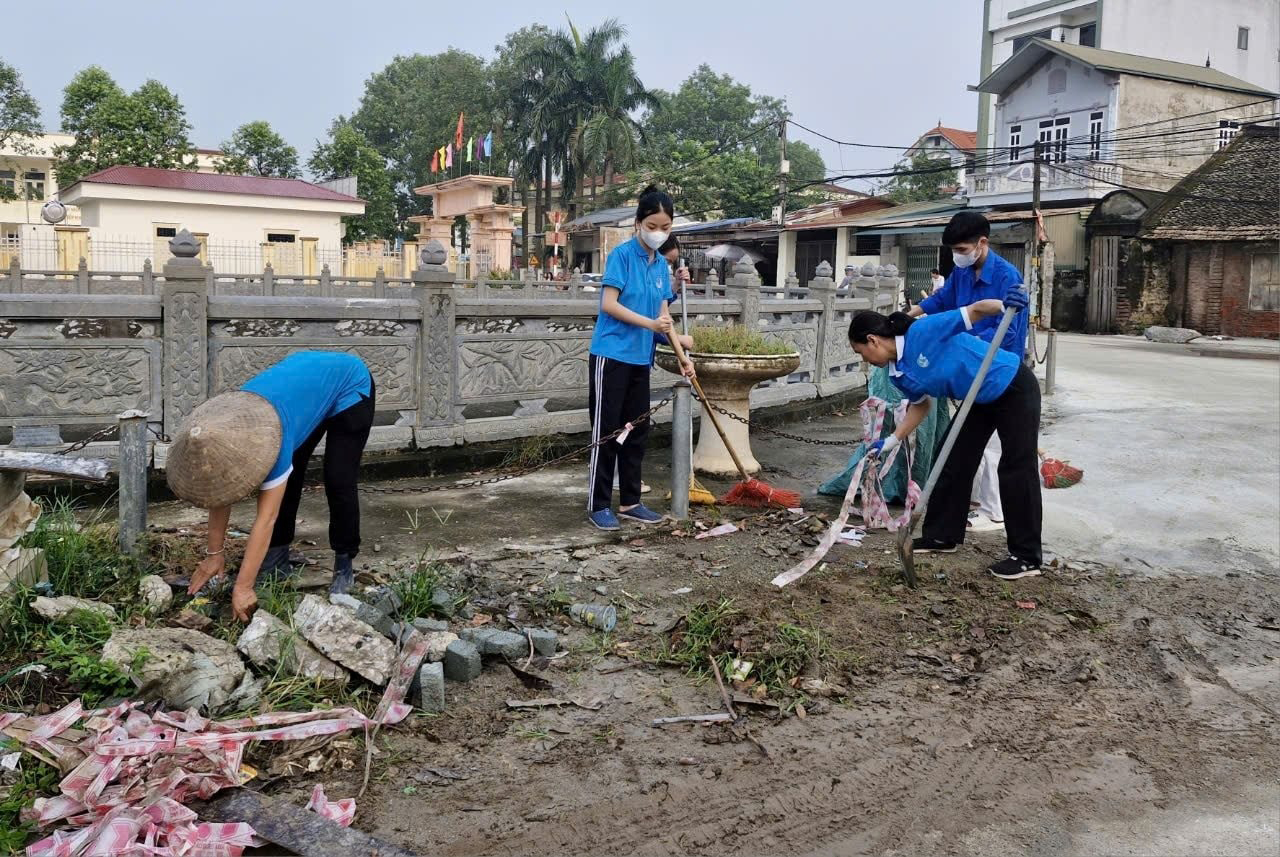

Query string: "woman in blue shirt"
[[848, 301, 1043, 580], [587, 186, 695, 531]]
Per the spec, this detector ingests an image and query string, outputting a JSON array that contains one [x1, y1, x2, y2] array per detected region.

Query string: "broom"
[[1039, 449, 1083, 489], [675, 267, 716, 506], [668, 334, 800, 509]]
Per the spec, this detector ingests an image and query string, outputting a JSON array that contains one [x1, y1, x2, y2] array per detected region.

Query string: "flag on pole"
[[466, 135, 473, 163], [475, 135, 483, 161], [483, 131, 493, 157], [445, 143, 453, 169], [455, 113, 465, 149], [430, 149, 439, 172]]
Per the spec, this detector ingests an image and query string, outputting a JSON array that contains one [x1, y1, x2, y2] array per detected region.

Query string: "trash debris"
[[837, 528, 865, 546], [1016, 600, 1038, 610], [651, 712, 733, 726], [168, 607, 214, 632], [306, 784, 356, 828], [695, 523, 739, 540], [569, 603, 617, 632], [671, 586, 693, 595], [728, 659, 753, 682]]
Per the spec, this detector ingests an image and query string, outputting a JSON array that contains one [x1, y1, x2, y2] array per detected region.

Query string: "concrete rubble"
[[412, 662, 446, 712], [294, 594, 397, 685], [444, 639, 482, 682], [102, 627, 247, 713], [328, 592, 397, 639], [461, 627, 528, 661], [31, 594, 118, 622], [138, 574, 174, 613], [528, 629, 558, 656], [236, 610, 350, 684], [419, 630, 459, 662], [1144, 325, 1201, 343]]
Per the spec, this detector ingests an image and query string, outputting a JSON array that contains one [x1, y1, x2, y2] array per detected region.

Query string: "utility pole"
[[777, 119, 790, 226], [1029, 140, 1043, 328]]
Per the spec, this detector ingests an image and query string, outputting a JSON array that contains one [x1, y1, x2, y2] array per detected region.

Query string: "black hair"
[[658, 234, 680, 255], [941, 210, 990, 246], [848, 310, 914, 344], [636, 184, 674, 222], [929, 268, 942, 276]]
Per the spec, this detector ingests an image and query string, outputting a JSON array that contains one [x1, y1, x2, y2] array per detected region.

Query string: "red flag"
[[455, 112, 464, 149], [430, 149, 439, 173]]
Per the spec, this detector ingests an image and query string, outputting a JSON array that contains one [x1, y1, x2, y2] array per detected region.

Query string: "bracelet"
[[204, 547, 225, 557]]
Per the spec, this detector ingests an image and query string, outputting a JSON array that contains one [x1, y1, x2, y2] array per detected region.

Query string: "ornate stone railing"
[[0, 234, 901, 466]]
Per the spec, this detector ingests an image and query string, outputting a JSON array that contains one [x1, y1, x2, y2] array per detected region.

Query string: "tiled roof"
[[920, 126, 978, 153], [67, 165, 363, 202], [1141, 124, 1279, 241]]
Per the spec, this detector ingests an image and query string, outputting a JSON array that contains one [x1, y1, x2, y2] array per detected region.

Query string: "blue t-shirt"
[[589, 237, 675, 366], [889, 309, 1019, 406], [241, 351, 372, 488], [919, 249, 1027, 357]]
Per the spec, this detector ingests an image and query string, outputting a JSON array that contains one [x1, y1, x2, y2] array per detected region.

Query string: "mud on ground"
[[261, 509, 1279, 856]]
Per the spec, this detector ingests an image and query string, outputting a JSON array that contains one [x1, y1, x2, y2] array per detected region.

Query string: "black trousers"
[[923, 364, 1042, 565], [587, 355, 650, 512], [271, 378, 375, 557]]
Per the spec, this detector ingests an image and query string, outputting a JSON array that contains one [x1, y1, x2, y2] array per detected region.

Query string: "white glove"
[[868, 435, 900, 459]]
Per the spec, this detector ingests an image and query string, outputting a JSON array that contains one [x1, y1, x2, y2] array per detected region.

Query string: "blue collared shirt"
[[919, 248, 1026, 357], [889, 309, 1019, 406], [590, 237, 675, 366]]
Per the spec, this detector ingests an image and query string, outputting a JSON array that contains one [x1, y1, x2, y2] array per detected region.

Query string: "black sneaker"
[[911, 538, 958, 554], [329, 553, 355, 595], [259, 544, 299, 583], [988, 556, 1042, 580]]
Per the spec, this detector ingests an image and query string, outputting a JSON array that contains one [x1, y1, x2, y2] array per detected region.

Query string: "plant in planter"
[[655, 325, 801, 477]]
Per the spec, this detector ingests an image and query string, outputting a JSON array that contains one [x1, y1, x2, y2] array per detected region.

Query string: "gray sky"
[[9, 0, 980, 192]]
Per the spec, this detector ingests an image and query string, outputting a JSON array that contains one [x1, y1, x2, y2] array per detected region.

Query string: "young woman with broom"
[[848, 299, 1042, 580], [587, 186, 696, 531]]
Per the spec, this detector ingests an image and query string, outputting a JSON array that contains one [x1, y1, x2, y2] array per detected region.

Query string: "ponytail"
[[848, 310, 914, 344]]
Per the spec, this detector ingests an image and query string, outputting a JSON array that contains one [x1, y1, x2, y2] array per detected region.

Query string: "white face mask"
[[640, 229, 669, 251], [952, 249, 979, 269]]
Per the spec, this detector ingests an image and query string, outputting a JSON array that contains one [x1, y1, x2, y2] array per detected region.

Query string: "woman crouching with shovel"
[[848, 301, 1042, 580], [166, 351, 375, 620]]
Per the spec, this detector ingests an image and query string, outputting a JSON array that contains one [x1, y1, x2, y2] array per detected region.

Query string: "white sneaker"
[[967, 511, 1005, 533]]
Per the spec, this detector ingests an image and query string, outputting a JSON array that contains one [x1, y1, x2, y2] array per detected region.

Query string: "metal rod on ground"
[[117, 410, 149, 554], [1045, 329, 1057, 395], [671, 380, 692, 520]]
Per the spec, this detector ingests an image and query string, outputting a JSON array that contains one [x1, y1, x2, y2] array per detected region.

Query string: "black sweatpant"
[[270, 378, 375, 558], [923, 364, 1042, 566], [587, 355, 650, 512]]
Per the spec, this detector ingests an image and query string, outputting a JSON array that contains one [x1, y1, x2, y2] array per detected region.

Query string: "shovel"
[[896, 297, 1023, 587]]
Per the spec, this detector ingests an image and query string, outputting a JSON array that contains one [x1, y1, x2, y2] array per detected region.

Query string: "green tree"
[[883, 150, 959, 203], [54, 67, 195, 187], [0, 59, 41, 201], [350, 50, 494, 233], [308, 120, 397, 241], [216, 120, 300, 177]]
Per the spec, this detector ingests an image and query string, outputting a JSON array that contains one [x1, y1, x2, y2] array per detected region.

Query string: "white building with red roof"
[[904, 124, 978, 188]]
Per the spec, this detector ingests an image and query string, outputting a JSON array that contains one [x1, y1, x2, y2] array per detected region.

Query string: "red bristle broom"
[[669, 336, 800, 509], [1039, 448, 1084, 489]]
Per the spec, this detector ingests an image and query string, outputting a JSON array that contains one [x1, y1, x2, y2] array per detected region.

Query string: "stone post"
[[877, 264, 900, 311], [670, 380, 692, 521], [160, 229, 210, 436], [117, 410, 148, 555], [725, 256, 761, 329], [783, 270, 800, 297], [705, 267, 719, 298], [809, 261, 837, 392], [854, 262, 878, 308], [1045, 330, 1057, 395], [413, 240, 459, 432]]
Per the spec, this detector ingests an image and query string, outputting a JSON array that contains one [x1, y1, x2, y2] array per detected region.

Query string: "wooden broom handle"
[[668, 333, 754, 483]]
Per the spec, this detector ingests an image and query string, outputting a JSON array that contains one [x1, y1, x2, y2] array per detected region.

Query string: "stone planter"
[[656, 348, 800, 477]]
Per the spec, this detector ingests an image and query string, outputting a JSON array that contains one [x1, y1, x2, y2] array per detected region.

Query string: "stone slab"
[[1144, 326, 1201, 344], [236, 610, 349, 685], [411, 617, 449, 633], [293, 594, 396, 685], [102, 627, 246, 713], [443, 639, 481, 682], [31, 595, 118, 623], [528, 629, 558, 657], [412, 662, 445, 712], [329, 593, 397, 639], [461, 627, 526, 661]]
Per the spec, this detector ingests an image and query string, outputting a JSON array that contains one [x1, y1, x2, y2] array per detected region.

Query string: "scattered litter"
[[505, 662, 555, 691], [837, 528, 865, 546], [306, 785, 355, 828], [1, 751, 19, 771], [168, 608, 214, 632], [671, 586, 693, 596], [1016, 600, 1038, 610], [728, 659, 753, 682], [651, 713, 733, 726], [569, 603, 617, 632], [787, 507, 805, 514], [695, 523, 739, 540]]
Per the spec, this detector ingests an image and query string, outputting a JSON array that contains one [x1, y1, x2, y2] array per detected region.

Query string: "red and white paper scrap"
[[5, 635, 430, 856]]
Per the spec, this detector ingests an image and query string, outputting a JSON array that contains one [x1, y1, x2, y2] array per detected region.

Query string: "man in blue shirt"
[[909, 211, 1029, 532], [167, 352, 375, 620]]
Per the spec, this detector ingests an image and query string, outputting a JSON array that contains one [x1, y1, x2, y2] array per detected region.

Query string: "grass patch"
[[500, 434, 572, 470], [689, 325, 797, 356], [18, 498, 145, 614], [662, 597, 741, 678], [0, 749, 58, 852], [391, 556, 448, 619]]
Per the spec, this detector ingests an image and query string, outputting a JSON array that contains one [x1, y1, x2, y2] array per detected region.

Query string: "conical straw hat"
[[166, 392, 281, 508]]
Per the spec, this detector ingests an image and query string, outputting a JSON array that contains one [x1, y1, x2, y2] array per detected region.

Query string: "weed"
[[689, 325, 796, 356], [663, 597, 740, 677], [0, 750, 58, 852], [500, 434, 570, 470], [392, 557, 446, 618], [528, 586, 573, 621], [20, 498, 144, 609], [40, 613, 143, 708], [256, 577, 302, 620], [516, 727, 550, 741]]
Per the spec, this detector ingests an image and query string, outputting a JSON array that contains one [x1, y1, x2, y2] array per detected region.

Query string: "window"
[[1217, 120, 1240, 150], [1079, 23, 1097, 47], [1012, 28, 1053, 53], [1009, 124, 1022, 160], [854, 231, 880, 256], [23, 171, 44, 200], [1038, 117, 1070, 163], [0, 170, 14, 195], [1237, 26, 1249, 50], [266, 232, 297, 243], [1249, 252, 1279, 311], [154, 226, 177, 238], [1089, 112, 1105, 161]]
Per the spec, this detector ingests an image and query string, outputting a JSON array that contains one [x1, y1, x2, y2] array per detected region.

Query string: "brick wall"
[[1220, 243, 1280, 339], [1185, 244, 1222, 335]]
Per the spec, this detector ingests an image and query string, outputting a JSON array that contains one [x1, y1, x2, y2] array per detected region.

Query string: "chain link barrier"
[[1028, 325, 1049, 365], [57, 424, 172, 456], [692, 393, 853, 447]]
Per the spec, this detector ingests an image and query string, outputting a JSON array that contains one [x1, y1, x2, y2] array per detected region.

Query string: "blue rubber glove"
[[868, 435, 900, 460], [1004, 286, 1029, 311]]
